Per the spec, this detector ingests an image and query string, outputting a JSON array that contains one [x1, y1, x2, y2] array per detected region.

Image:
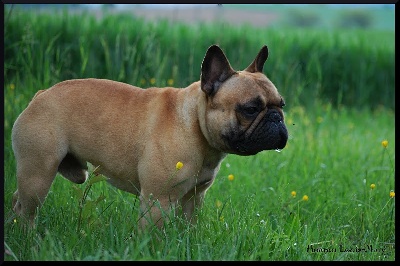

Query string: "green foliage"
[[3, 6, 395, 261], [71, 166, 108, 233], [4, 105, 395, 261], [3, 7, 395, 111]]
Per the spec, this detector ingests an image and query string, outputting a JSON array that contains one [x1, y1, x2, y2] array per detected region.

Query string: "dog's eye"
[[242, 106, 259, 117], [237, 97, 263, 118]]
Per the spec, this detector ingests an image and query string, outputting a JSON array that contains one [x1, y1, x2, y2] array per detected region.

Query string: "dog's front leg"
[[180, 180, 213, 224], [138, 193, 177, 231]]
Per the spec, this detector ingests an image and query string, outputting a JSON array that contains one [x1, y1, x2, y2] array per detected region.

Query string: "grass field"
[[3, 5, 395, 261]]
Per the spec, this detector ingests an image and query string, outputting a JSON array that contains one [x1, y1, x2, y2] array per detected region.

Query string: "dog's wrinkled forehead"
[[220, 71, 281, 104]]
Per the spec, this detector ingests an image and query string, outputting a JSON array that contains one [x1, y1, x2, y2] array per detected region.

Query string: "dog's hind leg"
[[12, 152, 60, 226], [11, 114, 67, 225]]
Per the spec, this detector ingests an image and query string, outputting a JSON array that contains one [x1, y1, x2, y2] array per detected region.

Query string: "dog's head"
[[200, 45, 288, 155]]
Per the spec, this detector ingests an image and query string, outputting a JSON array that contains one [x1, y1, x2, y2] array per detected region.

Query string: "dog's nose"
[[268, 110, 282, 123]]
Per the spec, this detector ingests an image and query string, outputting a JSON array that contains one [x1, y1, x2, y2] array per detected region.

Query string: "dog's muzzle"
[[225, 109, 288, 155]]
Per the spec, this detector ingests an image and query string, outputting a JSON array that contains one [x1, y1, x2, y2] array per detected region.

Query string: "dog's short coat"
[[12, 45, 288, 229]]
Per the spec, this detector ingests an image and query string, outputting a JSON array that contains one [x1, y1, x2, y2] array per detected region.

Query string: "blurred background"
[[7, 4, 395, 30], [4, 3, 395, 113]]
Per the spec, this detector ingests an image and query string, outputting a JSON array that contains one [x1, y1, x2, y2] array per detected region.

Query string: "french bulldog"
[[12, 44, 288, 229]]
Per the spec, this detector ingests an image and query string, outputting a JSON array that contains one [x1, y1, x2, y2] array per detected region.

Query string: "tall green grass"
[[4, 104, 395, 261], [4, 6, 395, 111], [3, 6, 395, 261]]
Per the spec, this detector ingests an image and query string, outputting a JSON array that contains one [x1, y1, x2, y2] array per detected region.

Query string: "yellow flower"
[[389, 191, 395, 198], [216, 200, 222, 208], [302, 195, 309, 201], [150, 78, 156, 85], [291, 191, 297, 197], [9, 84, 15, 90], [140, 78, 146, 85], [228, 174, 234, 181], [381, 140, 388, 148], [370, 184, 376, 190], [176, 161, 183, 170], [167, 79, 174, 86], [13, 218, 17, 223]]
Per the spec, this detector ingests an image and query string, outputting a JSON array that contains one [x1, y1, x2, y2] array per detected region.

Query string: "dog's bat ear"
[[201, 45, 236, 96], [244, 45, 269, 73]]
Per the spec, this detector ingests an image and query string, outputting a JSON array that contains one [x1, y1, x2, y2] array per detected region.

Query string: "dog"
[[11, 44, 288, 230]]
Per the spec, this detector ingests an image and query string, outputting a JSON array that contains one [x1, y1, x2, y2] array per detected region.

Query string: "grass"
[[3, 6, 395, 261], [4, 5, 395, 110], [4, 101, 395, 261]]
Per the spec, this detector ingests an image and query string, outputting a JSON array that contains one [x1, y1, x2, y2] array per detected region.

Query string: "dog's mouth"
[[223, 109, 288, 156]]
